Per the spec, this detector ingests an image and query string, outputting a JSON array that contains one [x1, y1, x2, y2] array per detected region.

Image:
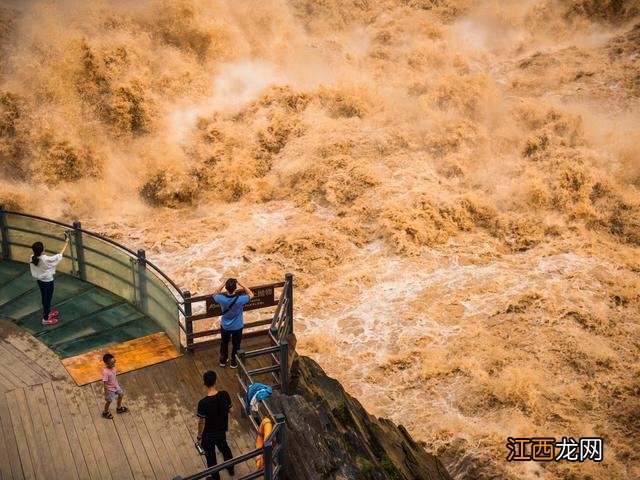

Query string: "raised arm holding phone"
[[212, 278, 254, 368], [29, 233, 69, 325]]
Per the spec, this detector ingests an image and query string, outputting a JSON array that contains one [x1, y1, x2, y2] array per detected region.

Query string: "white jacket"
[[29, 253, 63, 282]]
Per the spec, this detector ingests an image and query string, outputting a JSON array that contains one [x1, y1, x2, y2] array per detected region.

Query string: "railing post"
[[183, 290, 192, 351], [72, 221, 86, 280], [263, 441, 273, 480], [279, 341, 289, 395], [136, 249, 148, 312], [0, 204, 10, 260], [285, 273, 293, 335], [274, 413, 285, 476], [237, 348, 248, 416], [237, 349, 246, 372]]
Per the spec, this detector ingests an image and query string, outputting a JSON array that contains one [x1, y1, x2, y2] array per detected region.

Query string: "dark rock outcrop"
[[268, 355, 452, 480]]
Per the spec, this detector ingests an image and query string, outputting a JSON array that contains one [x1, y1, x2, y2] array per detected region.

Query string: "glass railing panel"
[[80, 234, 136, 303], [2, 211, 183, 350], [143, 270, 180, 348], [4, 214, 74, 274]]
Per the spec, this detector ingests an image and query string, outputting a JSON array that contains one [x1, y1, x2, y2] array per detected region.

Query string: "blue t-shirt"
[[214, 294, 250, 331]]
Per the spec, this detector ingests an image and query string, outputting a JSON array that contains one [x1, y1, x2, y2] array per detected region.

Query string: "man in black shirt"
[[197, 371, 234, 478]]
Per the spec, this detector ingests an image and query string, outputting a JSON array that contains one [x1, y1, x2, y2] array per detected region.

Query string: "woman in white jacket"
[[30, 235, 69, 325]]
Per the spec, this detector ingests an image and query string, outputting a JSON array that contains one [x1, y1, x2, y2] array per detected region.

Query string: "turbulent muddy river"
[[1, 1, 639, 479]]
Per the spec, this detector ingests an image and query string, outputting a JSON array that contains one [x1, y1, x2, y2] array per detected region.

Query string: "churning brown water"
[[1, 1, 639, 478]]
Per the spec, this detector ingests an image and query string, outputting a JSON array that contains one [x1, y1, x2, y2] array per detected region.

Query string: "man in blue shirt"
[[213, 278, 254, 368]]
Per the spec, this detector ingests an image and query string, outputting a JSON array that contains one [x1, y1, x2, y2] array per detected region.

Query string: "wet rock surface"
[[268, 355, 453, 480]]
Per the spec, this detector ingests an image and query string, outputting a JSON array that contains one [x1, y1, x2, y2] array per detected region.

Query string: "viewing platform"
[[0, 318, 271, 480], [0, 260, 166, 360], [0, 206, 292, 479]]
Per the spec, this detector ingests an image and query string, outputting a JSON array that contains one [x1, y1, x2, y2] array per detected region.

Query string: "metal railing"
[[1, 206, 296, 480], [172, 415, 285, 480], [269, 274, 294, 345], [174, 274, 294, 480], [182, 274, 293, 351], [0, 205, 186, 349]]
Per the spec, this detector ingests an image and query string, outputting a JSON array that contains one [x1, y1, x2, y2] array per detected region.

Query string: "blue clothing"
[[214, 294, 250, 331], [245, 383, 272, 411]]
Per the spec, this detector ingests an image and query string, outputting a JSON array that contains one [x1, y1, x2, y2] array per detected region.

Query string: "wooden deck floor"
[[0, 319, 271, 480]]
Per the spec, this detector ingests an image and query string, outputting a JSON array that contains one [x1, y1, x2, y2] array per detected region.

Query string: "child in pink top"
[[102, 353, 128, 419]]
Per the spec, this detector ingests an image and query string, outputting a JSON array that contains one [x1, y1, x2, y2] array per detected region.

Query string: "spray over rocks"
[[1, 1, 639, 479]]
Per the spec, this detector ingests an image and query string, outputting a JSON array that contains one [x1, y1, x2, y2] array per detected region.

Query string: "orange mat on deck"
[[62, 332, 182, 386]]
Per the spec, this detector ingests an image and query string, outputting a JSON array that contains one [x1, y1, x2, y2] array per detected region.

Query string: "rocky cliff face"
[[268, 355, 452, 480]]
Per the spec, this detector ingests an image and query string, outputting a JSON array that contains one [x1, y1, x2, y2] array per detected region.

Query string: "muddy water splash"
[[1, 1, 640, 479]]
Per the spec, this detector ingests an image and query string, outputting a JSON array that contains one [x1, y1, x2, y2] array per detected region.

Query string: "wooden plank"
[[170, 355, 213, 476], [7, 388, 45, 480], [87, 382, 145, 480], [0, 343, 45, 388], [165, 370, 206, 473], [22, 386, 59, 480], [78, 386, 133, 480], [115, 397, 156, 480], [30, 384, 77, 480], [48, 381, 92, 480], [69, 385, 114, 480], [41, 382, 84, 480], [0, 394, 15, 480], [122, 372, 173, 479], [124, 375, 169, 480], [1, 329, 68, 380], [53, 380, 108, 480], [186, 282, 284, 303], [176, 356, 205, 404], [0, 369, 22, 392], [146, 363, 203, 476], [132, 372, 187, 476], [0, 345, 30, 391], [0, 342, 52, 380], [62, 332, 181, 386], [189, 329, 270, 351], [187, 320, 272, 340], [0, 392, 27, 480]]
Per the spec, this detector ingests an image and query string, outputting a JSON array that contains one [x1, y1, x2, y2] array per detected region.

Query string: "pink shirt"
[[102, 367, 120, 392]]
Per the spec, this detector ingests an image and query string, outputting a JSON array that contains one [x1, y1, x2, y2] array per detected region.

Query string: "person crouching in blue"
[[213, 278, 254, 369]]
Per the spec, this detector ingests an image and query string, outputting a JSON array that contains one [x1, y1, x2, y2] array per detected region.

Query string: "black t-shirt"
[[197, 391, 232, 434]]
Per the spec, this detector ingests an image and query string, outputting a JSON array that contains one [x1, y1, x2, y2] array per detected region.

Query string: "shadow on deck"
[[0, 319, 270, 480]]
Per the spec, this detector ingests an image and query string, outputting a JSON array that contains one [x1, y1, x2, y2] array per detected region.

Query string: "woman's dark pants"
[[202, 432, 234, 480], [220, 328, 243, 365], [37, 280, 54, 320]]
